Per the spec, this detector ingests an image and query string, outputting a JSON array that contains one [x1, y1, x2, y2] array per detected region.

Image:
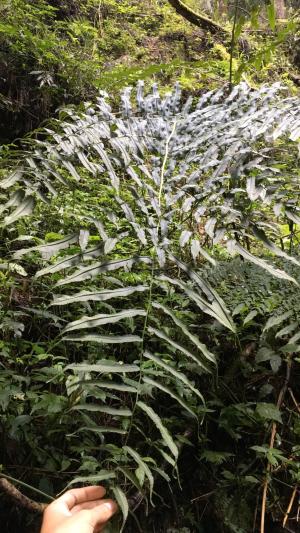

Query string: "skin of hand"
[[40, 485, 118, 533]]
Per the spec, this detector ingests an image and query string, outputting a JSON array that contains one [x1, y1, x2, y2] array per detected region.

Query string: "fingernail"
[[103, 502, 113, 511]]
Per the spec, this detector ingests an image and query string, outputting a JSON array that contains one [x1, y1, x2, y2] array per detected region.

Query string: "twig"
[[0, 477, 46, 514], [288, 388, 300, 415], [283, 485, 298, 528], [260, 357, 292, 533], [191, 490, 215, 503]]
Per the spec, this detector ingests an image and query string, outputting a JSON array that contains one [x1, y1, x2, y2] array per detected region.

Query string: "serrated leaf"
[[137, 401, 178, 459]]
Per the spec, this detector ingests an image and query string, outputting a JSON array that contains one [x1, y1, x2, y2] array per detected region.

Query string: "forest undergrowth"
[[1, 1, 300, 533]]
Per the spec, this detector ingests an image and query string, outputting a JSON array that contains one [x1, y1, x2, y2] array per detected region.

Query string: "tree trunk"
[[275, 0, 286, 18], [166, 0, 229, 36]]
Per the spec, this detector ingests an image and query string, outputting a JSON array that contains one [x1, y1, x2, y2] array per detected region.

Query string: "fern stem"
[[158, 119, 177, 208], [123, 260, 155, 449]]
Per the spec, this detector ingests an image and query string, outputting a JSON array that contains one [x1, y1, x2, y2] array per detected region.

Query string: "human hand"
[[41, 485, 118, 533]]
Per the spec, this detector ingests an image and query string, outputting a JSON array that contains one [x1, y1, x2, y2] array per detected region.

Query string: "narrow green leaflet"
[[152, 302, 216, 364], [0, 190, 24, 215], [63, 334, 142, 344], [67, 471, 116, 486], [143, 376, 197, 418], [168, 256, 235, 332], [14, 234, 78, 259], [143, 351, 204, 402], [116, 467, 146, 508], [4, 196, 35, 226], [266, 1, 276, 31], [55, 258, 135, 286], [66, 361, 139, 373], [137, 401, 178, 459], [63, 309, 146, 333], [123, 446, 154, 501], [80, 380, 138, 393], [51, 285, 148, 306], [35, 247, 102, 278], [148, 326, 210, 372], [71, 404, 132, 416], [229, 241, 297, 284], [76, 426, 127, 435], [158, 275, 235, 333], [111, 486, 128, 533]]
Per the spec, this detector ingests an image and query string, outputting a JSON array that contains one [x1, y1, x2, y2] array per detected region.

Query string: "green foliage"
[[0, 81, 300, 531]]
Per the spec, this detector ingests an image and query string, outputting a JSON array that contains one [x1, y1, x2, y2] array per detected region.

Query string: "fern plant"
[[0, 81, 299, 530]]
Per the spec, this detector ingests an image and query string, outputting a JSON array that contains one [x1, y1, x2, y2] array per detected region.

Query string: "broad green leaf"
[[66, 361, 139, 373], [143, 351, 204, 402], [71, 404, 132, 416], [63, 334, 142, 344], [137, 401, 178, 459], [63, 309, 146, 333], [256, 402, 282, 423], [142, 376, 197, 418], [123, 446, 154, 502], [111, 486, 128, 532]]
